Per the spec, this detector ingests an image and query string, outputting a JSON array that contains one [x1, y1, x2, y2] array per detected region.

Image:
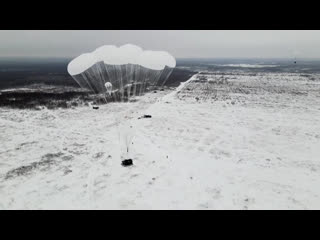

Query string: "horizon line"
[[1, 56, 320, 60]]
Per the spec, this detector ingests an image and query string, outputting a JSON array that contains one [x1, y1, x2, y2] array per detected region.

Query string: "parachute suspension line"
[[102, 64, 109, 103], [71, 75, 86, 90], [132, 64, 138, 97], [139, 67, 147, 97], [135, 65, 141, 96], [128, 64, 134, 98], [97, 62, 108, 95], [93, 63, 108, 104], [154, 69, 164, 87], [104, 64, 116, 102], [160, 67, 174, 87], [81, 72, 97, 93], [130, 65, 135, 97], [125, 65, 130, 100], [86, 68, 100, 93], [115, 65, 123, 102], [93, 64, 103, 91]]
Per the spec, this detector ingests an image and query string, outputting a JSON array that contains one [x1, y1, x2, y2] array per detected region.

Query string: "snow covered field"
[[1, 72, 320, 209]]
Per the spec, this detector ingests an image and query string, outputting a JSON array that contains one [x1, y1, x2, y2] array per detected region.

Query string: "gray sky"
[[1, 30, 320, 59]]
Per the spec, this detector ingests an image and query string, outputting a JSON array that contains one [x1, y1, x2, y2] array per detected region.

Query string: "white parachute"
[[67, 44, 176, 101]]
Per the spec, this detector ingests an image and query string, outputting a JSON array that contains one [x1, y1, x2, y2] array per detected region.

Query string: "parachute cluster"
[[67, 44, 176, 101]]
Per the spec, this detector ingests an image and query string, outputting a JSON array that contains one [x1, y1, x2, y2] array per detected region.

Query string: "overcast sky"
[[1, 30, 320, 59]]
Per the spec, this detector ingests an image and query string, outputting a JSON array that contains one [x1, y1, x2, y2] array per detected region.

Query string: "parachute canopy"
[[67, 44, 176, 100]]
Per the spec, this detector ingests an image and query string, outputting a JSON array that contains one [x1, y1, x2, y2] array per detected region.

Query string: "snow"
[[212, 64, 280, 68], [1, 72, 320, 209]]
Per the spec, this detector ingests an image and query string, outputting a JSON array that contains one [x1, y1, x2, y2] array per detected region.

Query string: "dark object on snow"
[[153, 91, 157, 93], [92, 106, 99, 110], [160, 88, 164, 91], [122, 159, 133, 166], [138, 115, 152, 119], [294, 61, 297, 64]]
